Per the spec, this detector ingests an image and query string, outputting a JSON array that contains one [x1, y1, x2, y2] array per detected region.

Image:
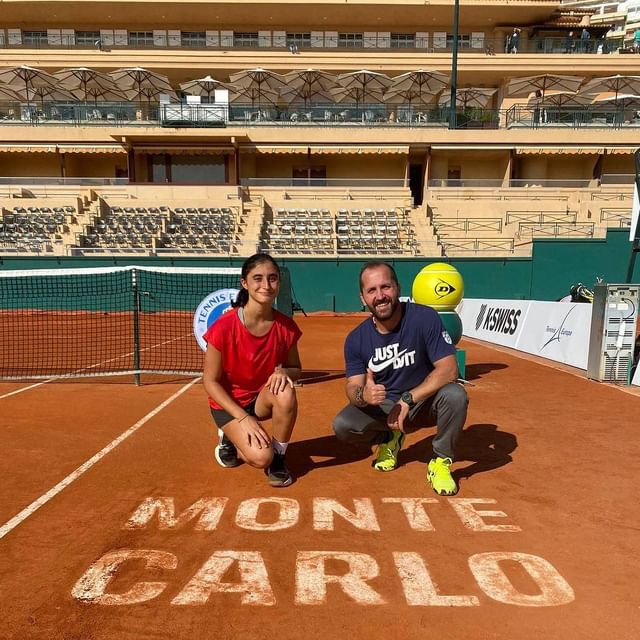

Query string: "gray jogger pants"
[[332, 382, 468, 460]]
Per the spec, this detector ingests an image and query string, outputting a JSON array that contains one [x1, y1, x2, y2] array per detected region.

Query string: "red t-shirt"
[[203, 308, 302, 410]]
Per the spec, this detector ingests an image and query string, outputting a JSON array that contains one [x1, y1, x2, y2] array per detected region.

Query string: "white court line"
[[0, 379, 53, 400], [0, 376, 201, 541]]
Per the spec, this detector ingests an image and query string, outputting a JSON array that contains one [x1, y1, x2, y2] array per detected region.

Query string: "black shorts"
[[210, 399, 258, 429]]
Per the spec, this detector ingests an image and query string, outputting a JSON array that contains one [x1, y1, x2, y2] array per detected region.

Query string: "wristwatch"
[[400, 391, 415, 408]]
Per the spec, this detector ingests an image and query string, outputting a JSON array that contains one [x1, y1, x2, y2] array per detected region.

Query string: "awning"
[[311, 145, 409, 155], [133, 145, 233, 155], [431, 145, 514, 151], [57, 144, 127, 154], [605, 147, 637, 155], [0, 144, 58, 153], [0, 143, 126, 154], [242, 144, 409, 155], [243, 145, 310, 154], [516, 146, 605, 155]]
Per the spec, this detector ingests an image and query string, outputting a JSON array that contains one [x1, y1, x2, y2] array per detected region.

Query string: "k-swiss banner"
[[458, 299, 593, 369], [457, 298, 529, 348]]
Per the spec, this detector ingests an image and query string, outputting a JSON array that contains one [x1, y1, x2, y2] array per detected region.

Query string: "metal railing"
[[0, 100, 160, 126], [600, 208, 632, 228], [432, 217, 504, 234], [0, 176, 129, 186], [0, 100, 505, 129], [505, 211, 577, 225], [228, 104, 502, 128], [428, 179, 595, 188], [516, 221, 594, 238], [440, 237, 515, 254], [4, 99, 638, 131], [506, 104, 640, 129], [241, 178, 406, 188], [591, 192, 633, 201], [600, 174, 636, 185]]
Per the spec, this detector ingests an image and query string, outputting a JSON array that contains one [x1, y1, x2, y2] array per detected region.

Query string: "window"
[[181, 31, 206, 47], [151, 154, 226, 184], [286, 32, 311, 48], [233, 32, 259, 47], [128, 31, 154, 46], [338, 33, 363, 48], [75, 30, 101, 45], [446, 33, 471, 48], [292, 166, 326, 186], [22, 31, 47, 46], [390, 33, 415, 48]]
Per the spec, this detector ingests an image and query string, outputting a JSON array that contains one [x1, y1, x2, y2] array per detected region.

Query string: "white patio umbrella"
[[335, 70, 392, 107], [109, 67, 174, 102], [527, 90, 593, 108], [54, 67, 119, 103], [0, 65, 57, 106], [581, 75, 640, 104], [280, 84, 334, 107], [507, 74, 584, 101], [228, 68, 285, 106], [383, 87, 442, 108], [282, 69, 338, 99], [0, 85, 20, 101], [229, 84, 280, 108], [592, 93, 640, 111], [20, 85, 77, 109], [439, 87, 497, 109], [179, 75, 233, 101], [386, 69, 449, 105], [70, 85, 130, 104], [331, 85, 387, 109]]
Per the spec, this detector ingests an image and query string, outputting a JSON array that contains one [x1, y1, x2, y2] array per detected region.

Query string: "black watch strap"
[[400, 391, 415, 407]]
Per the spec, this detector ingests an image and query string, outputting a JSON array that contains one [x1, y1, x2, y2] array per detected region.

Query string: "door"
[[409, 163, 424, 206]]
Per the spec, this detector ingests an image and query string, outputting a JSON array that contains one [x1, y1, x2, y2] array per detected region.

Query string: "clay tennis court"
[[0, 315, 638, 640]]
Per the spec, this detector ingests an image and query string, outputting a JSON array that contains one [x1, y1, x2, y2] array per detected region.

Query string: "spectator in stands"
[[580, 28, 591, 53], [564, 31, 576, 53], [508, 28, 521, 54], [202, 253, 302, 487], [331, 261, 468, 495]]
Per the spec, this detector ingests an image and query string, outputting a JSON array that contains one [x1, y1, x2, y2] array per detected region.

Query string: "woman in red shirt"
[[203, 253, 302, 487]]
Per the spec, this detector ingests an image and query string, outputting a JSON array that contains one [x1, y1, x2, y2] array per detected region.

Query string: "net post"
[[276, 265, 294, 317], [132, 269, 141, 386]]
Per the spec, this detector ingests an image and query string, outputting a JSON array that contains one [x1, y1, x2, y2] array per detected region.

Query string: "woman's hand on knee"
[[266, 366, 294, 395], [238, 415, 271, 449]]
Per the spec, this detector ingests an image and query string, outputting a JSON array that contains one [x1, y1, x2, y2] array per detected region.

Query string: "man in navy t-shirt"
[[332, 261, 469, 495]]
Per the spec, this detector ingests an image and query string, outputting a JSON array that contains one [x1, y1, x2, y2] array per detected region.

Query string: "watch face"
[[401, 392, 413, 405]]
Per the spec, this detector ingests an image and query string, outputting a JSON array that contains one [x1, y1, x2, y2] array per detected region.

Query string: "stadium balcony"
[[0, 29, 628, 55]]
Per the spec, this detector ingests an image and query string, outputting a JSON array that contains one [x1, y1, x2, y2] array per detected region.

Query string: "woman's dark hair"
[[233, 253, 281, 307]]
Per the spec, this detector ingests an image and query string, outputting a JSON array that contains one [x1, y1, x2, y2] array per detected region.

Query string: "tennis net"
[[0, 265, 293, 380]]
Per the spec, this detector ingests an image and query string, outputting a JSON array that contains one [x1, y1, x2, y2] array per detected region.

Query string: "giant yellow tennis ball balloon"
[[412, 263, 464, 311]]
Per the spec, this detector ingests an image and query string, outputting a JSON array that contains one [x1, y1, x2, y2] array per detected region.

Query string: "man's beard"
[[367, 296, 399, 320]]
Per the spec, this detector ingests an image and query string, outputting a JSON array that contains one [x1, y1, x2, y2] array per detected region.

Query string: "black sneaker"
[[214, 429, 241, 468], [265, 452, 293, 487]]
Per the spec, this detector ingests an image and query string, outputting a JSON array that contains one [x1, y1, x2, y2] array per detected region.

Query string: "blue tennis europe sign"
[[193, 288, 239, 351]]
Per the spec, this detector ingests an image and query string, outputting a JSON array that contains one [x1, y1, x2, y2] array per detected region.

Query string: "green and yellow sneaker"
[[427, 457, 458, 495], [372, 430, 405, 472]]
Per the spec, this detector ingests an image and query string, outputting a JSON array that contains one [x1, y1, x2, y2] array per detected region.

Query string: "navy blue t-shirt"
[[344, 302, 456, 402]]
